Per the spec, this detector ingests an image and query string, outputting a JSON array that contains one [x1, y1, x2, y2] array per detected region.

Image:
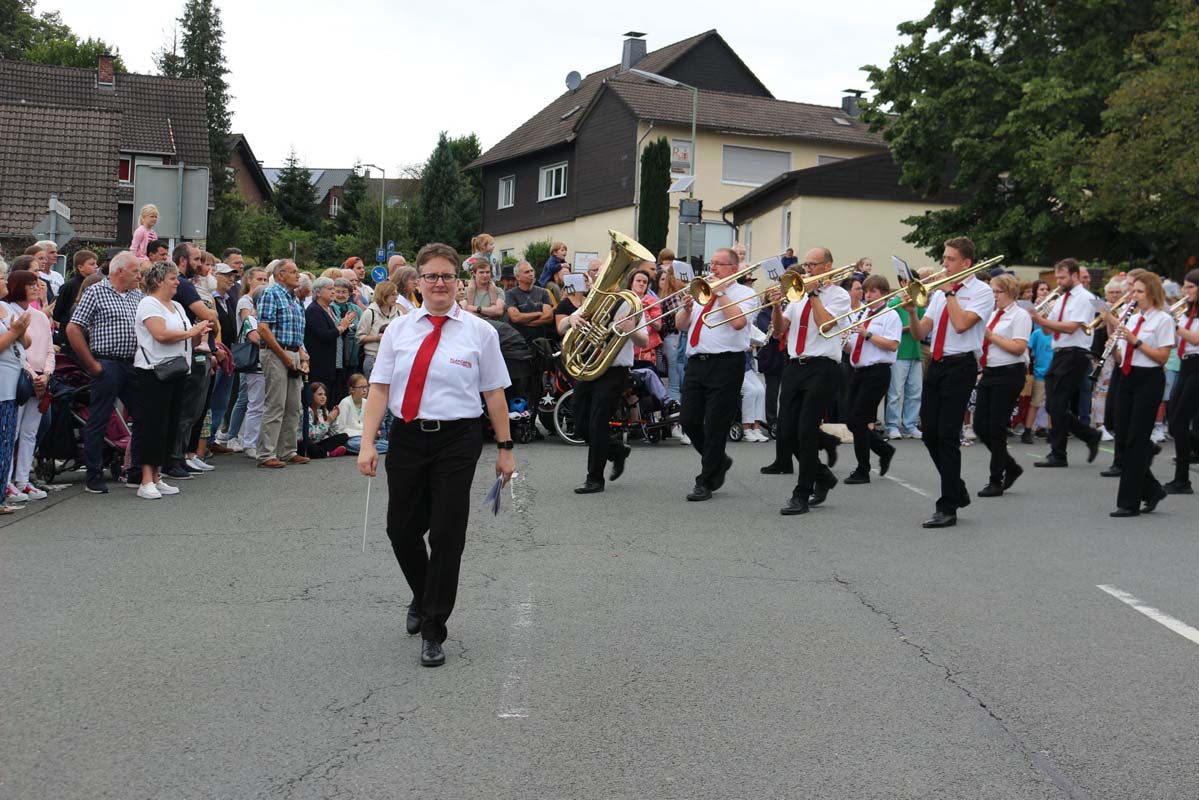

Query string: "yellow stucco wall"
[[491, 207, 639, 266]]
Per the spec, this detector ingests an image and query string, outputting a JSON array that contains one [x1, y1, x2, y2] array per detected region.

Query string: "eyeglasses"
[[801, 262, 830, 270], [419, 273, 457, 284], [351, 384, 369, 390], [708, 260, 737, 268]]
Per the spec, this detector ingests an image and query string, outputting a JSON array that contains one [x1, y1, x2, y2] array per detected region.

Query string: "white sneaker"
[[962, 425, 977, 441], [749, 429, 767, 442], [137, 483, 163, 499], [1100, 426, 1114, 442], [155, 480, 180, 495], [1151, 424, 1167, 443], [19, 483, 47, 500], [907, 430, 922, 440], [885, 429, 901, 440], [226, 438, 244, 453], [680, 432, 692, 446], [244, 447, 258, 459], [6, 483, 28, 503], [186, 456, 216, 472]]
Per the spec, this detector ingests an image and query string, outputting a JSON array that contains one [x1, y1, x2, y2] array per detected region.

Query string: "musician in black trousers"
[[1109, 272, 1174, 516], [842, 275, 901, 485], [972, 275, 1032, 496], [1030, 258, 1101, 467], [1165, 268, 1199, 494], [676, 248, 757, 501], [901, 237, 995, 528], [358, 243, 516, 668]]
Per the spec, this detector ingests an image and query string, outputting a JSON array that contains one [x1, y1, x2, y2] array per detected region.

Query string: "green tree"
[[239, 203, 283, 263], [863, 0, 1169, 264], [636, 137, 671, 256], [273, 149, 321, 231], [0, 0, 69, 60], [524, 239, 553, 272], [414, 132, 475, 253], [24, 36, 126, 71], [335, 164, 369, 236], [449, 133, 484, 200]]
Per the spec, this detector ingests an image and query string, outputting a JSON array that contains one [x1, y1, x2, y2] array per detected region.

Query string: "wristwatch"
[[496, 440, 515, 450], [944, 290, 957, 298], [864, 331, 874, 341]]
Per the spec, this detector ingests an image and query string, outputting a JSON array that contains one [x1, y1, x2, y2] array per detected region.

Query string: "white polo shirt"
[[371, 303, 511, 420], [1049, 284, 1096, 350], [784, 286, 851, 360], [924, 275, 995, 357], [982, 304, 1032, 367], [685, 282, 759, 356], [847, 304, 902, 367], [1118, 308, 1177, 369]]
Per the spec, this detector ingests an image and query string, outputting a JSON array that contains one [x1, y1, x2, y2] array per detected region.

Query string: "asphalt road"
[[2, 432, 1197, 800]]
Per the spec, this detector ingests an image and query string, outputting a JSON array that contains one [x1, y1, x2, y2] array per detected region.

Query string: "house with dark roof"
[[262, 167, 420, 220], [0, 55, 211, 249], [228, 134, 273, 206], [468, 30, 889, 265]]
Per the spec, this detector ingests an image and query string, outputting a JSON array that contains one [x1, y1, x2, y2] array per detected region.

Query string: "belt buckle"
[[419, 419, 441, 432]]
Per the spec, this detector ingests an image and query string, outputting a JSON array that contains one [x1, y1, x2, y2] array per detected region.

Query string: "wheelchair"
[[552, 369, 679, 446]]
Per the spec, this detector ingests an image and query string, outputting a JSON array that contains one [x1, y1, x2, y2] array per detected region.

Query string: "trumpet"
[[703, 263, 856, 328], [1080, 292, 1131, 335], [1033, 286, 1063, 316], [1169, 296, 1190, 322]]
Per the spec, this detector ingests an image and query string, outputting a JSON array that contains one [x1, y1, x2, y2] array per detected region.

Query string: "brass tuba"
[[561, 229, 655, 380]]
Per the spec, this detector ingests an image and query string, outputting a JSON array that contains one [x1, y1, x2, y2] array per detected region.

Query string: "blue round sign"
[[371, 266, 388, 282]]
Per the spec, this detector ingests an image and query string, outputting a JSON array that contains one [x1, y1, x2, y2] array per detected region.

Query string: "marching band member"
[[1165, 268, 1199, 494], [900, 237, 995, 528], [843, 275, 900, 485], [1029, 258, 1101, 468], [357, 243, 515, 668], [1109, 272, 1173, 517], [676, 248, 758, 501], [972, 274, 1031, 496], [772, 248, 851, 515]]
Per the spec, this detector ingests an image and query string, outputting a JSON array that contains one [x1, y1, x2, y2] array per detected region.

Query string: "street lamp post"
[[360, 162, 386, 253], [630, 69, 698, 262]]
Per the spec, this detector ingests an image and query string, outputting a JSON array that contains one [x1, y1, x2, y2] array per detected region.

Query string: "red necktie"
[[1053, 288, 1069, 341], [689, 297, 716, 347], [850, 312, 872, 365], [400, 316, 449, 422], [1120, 316, 1147, 376], [794, 300, 814, 356], [931, 284, 963, 361], [1181, 305, 1196, 357], [979, 308, 1004, 368]]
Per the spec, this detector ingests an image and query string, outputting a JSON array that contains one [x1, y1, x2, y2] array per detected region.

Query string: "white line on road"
[[496, 582, 534, 719], [1097, 585, 1199, 647], [883, 474, 933, 499]]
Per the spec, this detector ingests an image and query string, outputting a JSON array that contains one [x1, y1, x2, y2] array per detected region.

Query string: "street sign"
[[376, 248, 386, 264], [48, 196, 72, 220], [371, 266, 388, 283], [32, 211, 75, 249], [386, 240, 395, 252]]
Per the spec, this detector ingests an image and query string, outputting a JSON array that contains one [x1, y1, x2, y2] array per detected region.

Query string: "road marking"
[[496, 582, 534, 719], [883, 474, 932, 499], [1097, 585, 1199, 647]]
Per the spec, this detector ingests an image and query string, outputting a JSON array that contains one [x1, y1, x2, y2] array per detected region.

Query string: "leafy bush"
[[523, 238, 554, 271]]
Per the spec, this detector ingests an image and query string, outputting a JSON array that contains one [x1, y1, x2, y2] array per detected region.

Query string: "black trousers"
[[385, 417, 483, 643], [973, 364, 1026, 485], [765, 372, 782, 424], [1168, 358, 1199, 485], [779, 358, 839, 496], [134, 368, 185, 468], [848, 364, 892, 472], [84, 358, 143, 480], [307, 432, 349, 458], [1114, 366, 1164, 511], [1046, 347, 1096, 459], [1105, 367, 1123, 468], [921, 354, 977, 513], [572, 366, 627, 483], [680, 352, 743, 487]]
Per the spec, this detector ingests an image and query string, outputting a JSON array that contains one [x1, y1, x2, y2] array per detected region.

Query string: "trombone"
[[703, 263, 856, 328], [611, 263, 761, 336], [819, 301, 894, 339], [1080, 292, 1131, 335], [864, 255, 1005, 310]]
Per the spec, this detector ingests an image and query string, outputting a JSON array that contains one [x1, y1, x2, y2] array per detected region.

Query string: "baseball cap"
[[215, 263, 237, 274]]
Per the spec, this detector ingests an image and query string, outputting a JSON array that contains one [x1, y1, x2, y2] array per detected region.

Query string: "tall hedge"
[[637, 137, 671, 256]]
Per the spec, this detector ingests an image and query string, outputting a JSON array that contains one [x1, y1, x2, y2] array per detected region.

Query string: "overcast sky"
[[41, 0, 931, 173]]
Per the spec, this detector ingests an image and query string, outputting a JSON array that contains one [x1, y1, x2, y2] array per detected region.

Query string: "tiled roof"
[[468, 30, 726, 169], [602, 76, 886, 149], [0, 60, 210, 166], [262, 167, 356, 203], [0, 102, 121, 240]]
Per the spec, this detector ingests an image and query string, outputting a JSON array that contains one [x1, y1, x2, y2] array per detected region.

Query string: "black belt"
[[397, 417, 481, 433], [791, 356, 838, 366], [1055, 346, 1090, 355], [934, 352, 976, 364], [94, 354, 133, 363], [690, 352, 742, 361], [851, 362, 891, 371]]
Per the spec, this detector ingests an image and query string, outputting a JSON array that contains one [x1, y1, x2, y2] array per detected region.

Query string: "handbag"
[[15, 369, 34, 405], [142, 347, 190, 382], [231, 341, 259, 372]]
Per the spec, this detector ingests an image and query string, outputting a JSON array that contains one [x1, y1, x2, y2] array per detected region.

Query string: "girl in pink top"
[[5, 272, 54, 501], [131, 204, 159, 259]]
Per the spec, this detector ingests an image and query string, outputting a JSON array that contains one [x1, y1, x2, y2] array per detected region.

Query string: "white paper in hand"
[[481, 475, 504, 515]]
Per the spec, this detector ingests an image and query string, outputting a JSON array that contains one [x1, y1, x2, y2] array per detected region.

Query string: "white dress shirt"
[[846, 304, 902, 367], [982, 304, 1032, 367], [1048, 284, 1096, 350], [685, 282, 759, 355], [1118, 308, 1177, 369], [611, 300, 637, 368], [371, 303, 511, 420], [784, 286, 851, 360], [924, 275, 995, 357]]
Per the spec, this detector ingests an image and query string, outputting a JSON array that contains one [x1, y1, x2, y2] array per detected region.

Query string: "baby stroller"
[[35, 354, 131, 484], [531, 338, 574, 433]]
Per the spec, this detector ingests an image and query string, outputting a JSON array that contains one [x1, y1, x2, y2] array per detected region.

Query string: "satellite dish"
[[565, 71, 582, 92]]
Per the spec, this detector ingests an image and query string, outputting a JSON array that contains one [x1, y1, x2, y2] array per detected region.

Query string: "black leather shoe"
[[1151, 443, 1162, 458], [709, 456, 733, 492], [1034, 456, 1068, 468], [1100, 466, 1123, 477], [1142, 484, 1168, 513], [809, 474, 838, 507], [1110, 507, 1140, 518], [1002, 462, 1024, 490], [574, 479, 605, 494], [686, 483, 713, 501], [779, 495, 810, 515], [957, 481, 971, 509], [1020, 429, 1034, 444], [759, 462, 793, 475], [405, 604, 422, 636], [844, 469, 870, 485], [921, 511, 957, 528], [420, 639, 445, 667], [878, 444, 895, 477], [824, 441, 838, 469], [977, 483, 1004, 498], [1163, 480, 1194, 495], [1086, 433, 1101, 464], [608, 446, 631, 481]]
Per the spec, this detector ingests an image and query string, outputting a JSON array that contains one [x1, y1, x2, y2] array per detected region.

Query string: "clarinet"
[[1091, 300, 1138, 381]]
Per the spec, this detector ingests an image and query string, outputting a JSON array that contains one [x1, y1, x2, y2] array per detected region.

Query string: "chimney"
[[97, 53, 115, 89], [841, 89, 865, 118], [620, 31, 647, 72]]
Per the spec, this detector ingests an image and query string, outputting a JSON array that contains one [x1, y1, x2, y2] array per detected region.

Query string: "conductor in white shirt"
[[357, 243, 516, 668]]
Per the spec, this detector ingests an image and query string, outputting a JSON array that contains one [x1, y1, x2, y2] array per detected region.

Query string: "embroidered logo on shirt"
[[449, 357, 473, 369]]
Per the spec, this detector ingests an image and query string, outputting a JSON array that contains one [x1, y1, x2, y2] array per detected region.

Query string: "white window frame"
[[498, 175, 515, 209], [538, 162, 568, 202], [721, 144, 792, 188], [781, 204, 792, 252], [742, 221, 753, 261], [329, 195, 340, 217]]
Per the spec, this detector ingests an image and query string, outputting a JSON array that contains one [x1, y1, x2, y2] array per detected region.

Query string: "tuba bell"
[[561, 229, 655, 380]]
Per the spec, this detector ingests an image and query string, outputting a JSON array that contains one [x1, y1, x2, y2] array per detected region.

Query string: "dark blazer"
[[304, 302, 341, 390]]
